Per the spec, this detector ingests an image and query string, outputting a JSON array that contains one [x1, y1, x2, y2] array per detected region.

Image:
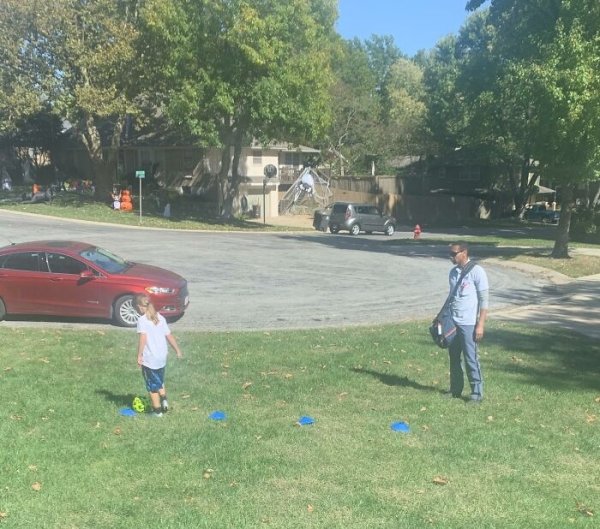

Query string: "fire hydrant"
[[413, 224, 422, 240]]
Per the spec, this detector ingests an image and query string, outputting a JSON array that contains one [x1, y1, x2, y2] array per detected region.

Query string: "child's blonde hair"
[[135, 294, 159, 325]]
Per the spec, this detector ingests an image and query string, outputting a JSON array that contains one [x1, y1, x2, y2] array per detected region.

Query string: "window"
[[253, 150, 262, 165], [284, 152, 302, 166], [0, 252, 42, 272], [47, 253, 88, 275]]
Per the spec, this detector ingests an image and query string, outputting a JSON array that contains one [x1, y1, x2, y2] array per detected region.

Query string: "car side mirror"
[[80, 270, 95, 280]]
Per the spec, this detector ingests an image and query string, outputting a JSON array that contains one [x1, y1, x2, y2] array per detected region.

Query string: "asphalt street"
[[0, 210, 559, 332]]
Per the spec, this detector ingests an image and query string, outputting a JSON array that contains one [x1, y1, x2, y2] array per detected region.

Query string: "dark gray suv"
[[313, 202, 396, 236]]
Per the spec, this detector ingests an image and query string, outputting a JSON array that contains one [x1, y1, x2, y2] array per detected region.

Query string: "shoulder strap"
[[438, 260, 477, 317]]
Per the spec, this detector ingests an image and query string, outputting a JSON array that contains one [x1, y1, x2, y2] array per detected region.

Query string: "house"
[[58, 131, 320, 217]]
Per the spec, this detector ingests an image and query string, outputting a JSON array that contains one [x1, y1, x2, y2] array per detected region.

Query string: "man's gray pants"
[[448, 324, 483, 400]]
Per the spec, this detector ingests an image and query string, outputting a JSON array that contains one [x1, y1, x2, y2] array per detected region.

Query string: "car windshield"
[[79, 246, 129, 274]]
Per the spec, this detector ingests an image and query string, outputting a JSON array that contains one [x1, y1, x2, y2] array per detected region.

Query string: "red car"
[[0, 241, 189, 327]]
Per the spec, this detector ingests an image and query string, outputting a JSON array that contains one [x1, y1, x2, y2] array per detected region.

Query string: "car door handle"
[[50, 277, 63, 282]]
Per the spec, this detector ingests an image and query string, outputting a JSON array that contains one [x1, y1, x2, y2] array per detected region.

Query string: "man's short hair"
[[450, 242, 469, 254]]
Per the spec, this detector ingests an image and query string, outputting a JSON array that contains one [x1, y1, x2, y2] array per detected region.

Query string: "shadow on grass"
[[487, 327, 600, 392], [351, 367, 440, 393], [96, 389, 138, 408]]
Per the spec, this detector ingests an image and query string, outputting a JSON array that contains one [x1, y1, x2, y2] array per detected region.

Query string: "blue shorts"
[[142, 366, 165, 393]]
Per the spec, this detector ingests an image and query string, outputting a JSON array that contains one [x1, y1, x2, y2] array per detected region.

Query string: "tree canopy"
[[139, 0, 338, 215]]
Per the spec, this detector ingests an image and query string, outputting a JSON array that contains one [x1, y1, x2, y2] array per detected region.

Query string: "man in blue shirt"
[[446, 243, 489, 403]]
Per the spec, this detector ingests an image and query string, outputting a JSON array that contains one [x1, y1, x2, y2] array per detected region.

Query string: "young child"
[[135, 294, 183, 417]]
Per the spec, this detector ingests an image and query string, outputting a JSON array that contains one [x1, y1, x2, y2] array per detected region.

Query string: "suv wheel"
[[350, 224, 361, 236], [384, 224, 395, 236]]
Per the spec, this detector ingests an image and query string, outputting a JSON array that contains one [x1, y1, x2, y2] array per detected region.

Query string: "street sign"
[[136, 170, 146, 179]]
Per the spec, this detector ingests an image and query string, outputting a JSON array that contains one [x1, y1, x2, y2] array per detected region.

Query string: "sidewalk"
[[494, 272, 600, 340], [246, 214, 315, 229]]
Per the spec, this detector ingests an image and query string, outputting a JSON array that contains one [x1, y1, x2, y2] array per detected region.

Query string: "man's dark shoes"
[[442, 391, 461, 399]]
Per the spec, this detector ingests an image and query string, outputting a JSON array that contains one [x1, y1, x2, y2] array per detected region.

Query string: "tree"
[[386, 58, 427, 157], [140, 0, 337, 216], [0, 0, 142, 199], [325, 38, 381, 176], [467, 0, 600, 257]]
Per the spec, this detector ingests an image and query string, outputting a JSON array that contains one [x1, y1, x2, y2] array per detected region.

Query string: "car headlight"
[[145, 286, 176, 294]]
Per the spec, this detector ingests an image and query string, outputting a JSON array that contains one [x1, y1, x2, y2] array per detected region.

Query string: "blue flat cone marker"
[[209, 411, 227, 421], [297, 416, 315, 426], [390, 421, 410, 433], [119, 407, 137, 417]]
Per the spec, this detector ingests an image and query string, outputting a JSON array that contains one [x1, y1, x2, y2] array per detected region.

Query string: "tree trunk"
[[221, 134, 244, 218], [78, 114, 120, 201], [551, 184, 574, 259]]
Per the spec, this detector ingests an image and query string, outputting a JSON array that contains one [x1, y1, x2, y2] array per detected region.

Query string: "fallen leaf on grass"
[[3, 367, 12, 372], [31, 482, 42, 491], [28, 465, 37, 471], [307, 504, 314, 513], [383, 360, 392, 365], [510, 355, 523, 363], [181, 394, 191, 399], [576, 501, 594, 517], [487, 416, 494, 422], [594, 396, 600, 403], [0, 511, 7, 520], [585, 413, 597, 424], [242, 381, 252, 390], [338, 392, 348, 400], [432, 476, 449, 485], [39, 358, 50, 364], [113, 427, 122, 436], [203, 469, 214, 479], [72, 356, 81, 361], [420, 406, 427, 412], [284, 373, 293, 379], [10, 415, 22, 421]]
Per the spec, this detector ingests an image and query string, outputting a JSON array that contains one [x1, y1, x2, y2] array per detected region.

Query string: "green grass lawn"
[[0, 191, 310, 232], [1, 322, 598, 528]]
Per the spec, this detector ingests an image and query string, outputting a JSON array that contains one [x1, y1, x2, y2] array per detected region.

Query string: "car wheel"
[[384, 224, 395, 236], [114, 295, 139, 327], [330, 224, 339, 234], [0, 298, 5, 321], [350, 224, 361, 236]]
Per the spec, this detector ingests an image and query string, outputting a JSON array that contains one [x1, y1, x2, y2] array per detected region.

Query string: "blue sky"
[[336, 0, 477, 56]]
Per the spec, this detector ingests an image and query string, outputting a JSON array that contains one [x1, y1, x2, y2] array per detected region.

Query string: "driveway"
[[0, 210, 561, 331]]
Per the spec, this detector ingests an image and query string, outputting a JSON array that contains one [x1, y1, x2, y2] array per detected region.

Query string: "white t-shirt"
[[137, 313, 171, 369]]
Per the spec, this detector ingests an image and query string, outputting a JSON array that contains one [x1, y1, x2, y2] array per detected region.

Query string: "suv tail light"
[[345, 206, 351, 220]]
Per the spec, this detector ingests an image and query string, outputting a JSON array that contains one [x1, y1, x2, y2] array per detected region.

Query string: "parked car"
[[0, 240, 189, 327], [524, 204, 560, 224], [314, 202, 396, 236]]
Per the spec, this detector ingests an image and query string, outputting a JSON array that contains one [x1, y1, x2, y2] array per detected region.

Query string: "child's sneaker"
[[161, 399, 169, 412], [151, 410, 163, 418]]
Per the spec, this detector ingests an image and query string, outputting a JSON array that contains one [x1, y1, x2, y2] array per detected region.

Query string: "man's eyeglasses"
[[449, 249, 463, 257]]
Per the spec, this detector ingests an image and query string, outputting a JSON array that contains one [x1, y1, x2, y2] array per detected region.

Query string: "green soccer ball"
[[132, 396, 147, 413]]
